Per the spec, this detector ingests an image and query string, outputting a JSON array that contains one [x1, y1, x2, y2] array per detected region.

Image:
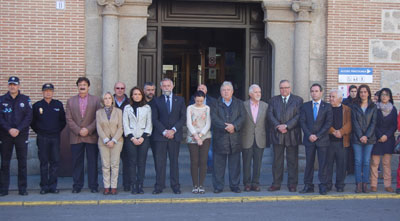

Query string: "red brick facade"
[[0, 0, 85, 104], [327, 0, 400, 99]]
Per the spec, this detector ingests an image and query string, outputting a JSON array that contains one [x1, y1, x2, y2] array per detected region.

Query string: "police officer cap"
[[42, 83, 55, 91], [8, 76, 20, 85]]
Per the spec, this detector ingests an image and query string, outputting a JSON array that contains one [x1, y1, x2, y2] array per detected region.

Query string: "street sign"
[[338, 67, 373, 83]]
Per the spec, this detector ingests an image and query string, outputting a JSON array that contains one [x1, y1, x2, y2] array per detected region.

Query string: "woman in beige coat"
[[96, 92, 123, 195]]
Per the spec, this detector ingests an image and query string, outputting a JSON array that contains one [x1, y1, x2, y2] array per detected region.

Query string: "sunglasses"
[[115, 87, 125, 90]]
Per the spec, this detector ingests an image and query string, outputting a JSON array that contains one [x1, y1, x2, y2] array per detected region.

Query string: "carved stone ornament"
[[291, 1, 315, 21], [97, 0, 125, 15]]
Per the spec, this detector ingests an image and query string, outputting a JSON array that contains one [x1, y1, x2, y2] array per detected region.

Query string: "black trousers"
[[121, 138, 130, 189], [346, 142, 355, 173], [154, 140, 180, 191], [126, 138, 149, 186], [304, 144, 329, 188], [70, 143, 98, 190], [37, 134, 60, 191], [212, 151, 241, 191], [272, 144, 299, 187], [242, 143, 264, 186], [0, 133, 28, 192], [326, 140, 346, 189]]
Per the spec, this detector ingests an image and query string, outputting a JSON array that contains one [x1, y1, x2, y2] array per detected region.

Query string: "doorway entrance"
[[137, 0, 272, 103], [162, 28, 245, 102]]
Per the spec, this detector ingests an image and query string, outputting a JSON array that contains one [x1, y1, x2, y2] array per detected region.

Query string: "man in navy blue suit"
[[151, 78, 186, 194], [299, 83, 333, 195]]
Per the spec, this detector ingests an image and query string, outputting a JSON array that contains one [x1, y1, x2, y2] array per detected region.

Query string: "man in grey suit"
[[241, 84, 268, 192], [299, 83, 333, 195], [212, 81, 245, 193], [267, 80, 303, 192]]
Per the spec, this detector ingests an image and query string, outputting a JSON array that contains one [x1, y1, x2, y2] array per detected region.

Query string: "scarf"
[[376, 102, 393, 117], [104, 106, 113, 120]]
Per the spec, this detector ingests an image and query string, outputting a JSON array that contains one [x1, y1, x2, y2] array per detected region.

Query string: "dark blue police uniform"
[[0, 91, 32, 195], [31, 98, 66, 193]]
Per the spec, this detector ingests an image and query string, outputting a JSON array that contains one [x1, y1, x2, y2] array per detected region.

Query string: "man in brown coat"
[[66, 77, 101, 193], [326, 89, 352, 192]]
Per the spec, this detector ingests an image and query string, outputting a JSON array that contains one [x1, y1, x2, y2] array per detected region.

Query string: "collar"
[[250, 100, 259, 107], [281, 94, 291, 101], [222, 97, 232, 106], [313, 99, 321, 105]]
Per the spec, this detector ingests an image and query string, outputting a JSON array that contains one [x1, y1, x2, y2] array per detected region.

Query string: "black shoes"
[[49, 189, 60, 194], [299, 185, 314, 193], [123, 186, 131, 192], [0, 191, 8, 197], [173, 188, 181, 194], [136, 184, 144, 194], [336, 187, 344, 192], [90, 188, 99, 193], [40, 189, 48, 195], [18, 190, 28, 196], [231, 187, 241, 193], [72, 188, 81, 193], [213, 189, 223, 194], [396, 188, 400, 194], [152, 189, 162, 194]]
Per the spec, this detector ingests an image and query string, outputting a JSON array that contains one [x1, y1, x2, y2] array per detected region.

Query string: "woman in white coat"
[[123, 87, 152, 194]]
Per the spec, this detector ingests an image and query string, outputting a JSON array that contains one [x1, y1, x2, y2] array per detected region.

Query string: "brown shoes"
[[244, 185, 251, 192], [288, 186, 297, 192], [384, 187, 394, 193], [251, 185, 261, 192], [355, 183, 362, 193], [370, 186, 377, 192], [111, 188, 117, 195], [267, 186, 281, 192], [362, 183, 370, 193], [103, 188, 110, 195]]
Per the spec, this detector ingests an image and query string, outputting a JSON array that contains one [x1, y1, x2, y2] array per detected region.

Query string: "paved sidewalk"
[[0, 172, 399, 206]]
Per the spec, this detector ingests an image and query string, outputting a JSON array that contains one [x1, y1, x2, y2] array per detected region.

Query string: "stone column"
[[97, 0, 124, 94], [292, 1, 314, 99], [262, 1, 296, 95], [118, 0, 152, 92]]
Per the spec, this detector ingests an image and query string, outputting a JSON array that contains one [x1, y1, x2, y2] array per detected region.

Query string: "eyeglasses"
[[280, 87, 290, 89], [115, 87, 125, 90], [381, 93, 389, 97]]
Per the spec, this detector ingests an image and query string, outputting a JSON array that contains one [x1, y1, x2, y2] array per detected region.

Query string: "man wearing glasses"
[[267, 80, 303, 192], [113, 82, 131, 191]]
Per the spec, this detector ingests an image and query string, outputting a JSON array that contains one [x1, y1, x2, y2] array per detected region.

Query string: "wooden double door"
[[138, 0, 272, 103]]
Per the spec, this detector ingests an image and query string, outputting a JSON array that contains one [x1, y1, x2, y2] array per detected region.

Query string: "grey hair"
[[248, 84, 261, 94], [279, 80, 290, 85], [329, 89, 343, 99], [160, 78, 174, 86], [220, 81, 234, 91]]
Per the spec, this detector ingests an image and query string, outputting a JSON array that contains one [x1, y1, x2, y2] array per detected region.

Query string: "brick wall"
[[327, 0, 400, 100], [0, 0, 85, 104]]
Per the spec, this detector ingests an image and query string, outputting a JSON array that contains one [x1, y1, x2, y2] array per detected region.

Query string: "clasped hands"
[[225, 123, 235, 134], [131, 137, 144, 146], [9, 128, 20, 137], [276, 124, 287, 134], [193, 133, 203, 146], [164, 129, 175, 139]]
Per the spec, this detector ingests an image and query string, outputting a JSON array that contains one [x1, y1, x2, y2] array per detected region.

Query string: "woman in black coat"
[[371, 88, 397, 193]]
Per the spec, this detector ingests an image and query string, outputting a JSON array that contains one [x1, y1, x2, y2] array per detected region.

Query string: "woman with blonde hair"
[[96, 92, 124, 195]]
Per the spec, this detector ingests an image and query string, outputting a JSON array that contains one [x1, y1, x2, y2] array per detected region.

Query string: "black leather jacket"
[[351, 100, 377, 145]]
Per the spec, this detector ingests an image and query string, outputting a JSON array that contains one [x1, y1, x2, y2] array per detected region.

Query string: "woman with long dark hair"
[[351, 84, 377, 193], [123, 87, 152, 194], [370, 88, 397, 193]]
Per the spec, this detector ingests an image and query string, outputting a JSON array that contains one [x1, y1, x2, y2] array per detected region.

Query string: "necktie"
[[283, 97, 287, 112], [166, 96, 171, 114], [313, 102, 318, 121]]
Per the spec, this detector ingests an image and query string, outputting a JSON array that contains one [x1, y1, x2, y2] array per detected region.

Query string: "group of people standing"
[[0, 76, 399, 197]]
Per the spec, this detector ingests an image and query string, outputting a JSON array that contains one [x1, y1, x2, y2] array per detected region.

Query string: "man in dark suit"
[[189, 84, 216, 173], [267, 80, 303, 192], [299, 83, 333, 195], [66, 77, 101, 193], [211, 81, 245, 193], [151, 78, 186, 194]]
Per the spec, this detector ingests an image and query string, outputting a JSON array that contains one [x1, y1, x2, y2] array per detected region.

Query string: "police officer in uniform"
[[31, 83, 66, 194], [0, 76, 32, 196]]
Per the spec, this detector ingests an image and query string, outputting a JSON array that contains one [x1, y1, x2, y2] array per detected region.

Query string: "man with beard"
[[151, 78, 186, 194]]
